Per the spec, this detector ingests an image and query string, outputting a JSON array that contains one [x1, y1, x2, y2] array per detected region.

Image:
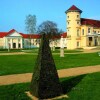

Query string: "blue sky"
[[0, 0, 100, 33]]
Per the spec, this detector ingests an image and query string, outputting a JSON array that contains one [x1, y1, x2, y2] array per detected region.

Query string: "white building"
[[0, 29, 67, 49]]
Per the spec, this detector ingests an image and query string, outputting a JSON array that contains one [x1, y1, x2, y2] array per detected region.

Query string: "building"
[[0, 29, 67, 49], [0, 29, 41, 49], [65, 5, 100, 49]]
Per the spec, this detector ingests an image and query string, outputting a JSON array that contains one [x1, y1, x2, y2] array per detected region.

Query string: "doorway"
[[13, 43, 16, 48]]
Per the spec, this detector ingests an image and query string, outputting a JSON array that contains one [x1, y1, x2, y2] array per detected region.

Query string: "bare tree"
[[37, 21, 63, 50], [25, 14, 36, 33], [25, 14, 36, 48], [37, 20, 61, 38]]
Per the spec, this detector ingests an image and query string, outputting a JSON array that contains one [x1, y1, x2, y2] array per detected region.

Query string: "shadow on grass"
[[61, 74, 86, 94]]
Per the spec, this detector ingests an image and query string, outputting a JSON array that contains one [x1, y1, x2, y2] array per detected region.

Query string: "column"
[[11, 39, 13, 49], [98, 37, 100, 46], [6, 38, 8, 49], [16, 38, 19, 49], [20, 38, 23, 49], [4, 37, 6, 49], [92, 36, 95, 46]]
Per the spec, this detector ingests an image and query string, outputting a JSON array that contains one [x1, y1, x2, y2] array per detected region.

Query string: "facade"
[[0, 29, 67, 49], [0, 29, 41, 49], [65, 5, 100, 49]]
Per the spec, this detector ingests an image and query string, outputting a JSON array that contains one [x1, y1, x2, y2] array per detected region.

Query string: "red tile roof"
[[0, 29, 67, 39], [0, 29, 17, 38], [81, 18, 100, 27], [0, 32, 8, 38], [61, 32, 67, 38], [65, 5, 82, 13], [19, 33, 41, 39], [7, 29, 16, 34]]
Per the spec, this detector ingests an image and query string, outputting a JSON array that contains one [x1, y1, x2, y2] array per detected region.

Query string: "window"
[[77, 21, 80, 24], [98, 31, 99, 33], [77, 15, 79, 18], [82, 29, 84, 35], [67, 16, 69, 18], [88, 28, 91, 33], [77, 42, 79, 47], [94, 31, 96, 34], [67, 21, 69, 25], [77, 29, 80, 37]]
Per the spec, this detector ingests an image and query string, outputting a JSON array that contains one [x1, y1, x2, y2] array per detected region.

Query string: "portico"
[[5, 37, 23, 49], [3, 30, 23, 49]]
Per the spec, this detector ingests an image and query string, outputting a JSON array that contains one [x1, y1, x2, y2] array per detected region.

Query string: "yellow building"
[[65, 5, 100, 49]]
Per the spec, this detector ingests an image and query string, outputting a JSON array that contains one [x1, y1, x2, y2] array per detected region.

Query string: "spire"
[[65, 5, 82, 13]]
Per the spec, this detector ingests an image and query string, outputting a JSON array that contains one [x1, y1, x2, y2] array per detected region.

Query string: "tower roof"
[[65, 5, 82, 13]]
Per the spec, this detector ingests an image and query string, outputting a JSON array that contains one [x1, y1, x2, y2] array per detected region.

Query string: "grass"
[[23, 48, 83, 53], [0, 49, 22, 53], [52, 49, 83, 53], [0, 52, 100, 75], [0, 72, 100, 100]]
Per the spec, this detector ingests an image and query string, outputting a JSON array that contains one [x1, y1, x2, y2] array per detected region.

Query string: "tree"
[[25, 14, 36, 48], [37, 20, 62, 38], [30, 34, 63, 99], [25, 14, 36, 33], [37, 20, 63, 50]]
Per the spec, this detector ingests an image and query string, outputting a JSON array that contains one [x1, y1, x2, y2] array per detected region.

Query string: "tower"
[[65, 5, 82, 49]]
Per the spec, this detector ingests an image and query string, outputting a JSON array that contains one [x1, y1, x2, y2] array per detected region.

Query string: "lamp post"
[[60, 36, 64, 57]]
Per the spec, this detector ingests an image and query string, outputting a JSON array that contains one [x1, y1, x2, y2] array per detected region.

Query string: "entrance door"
[[18, 43, 21, 48], [88, 37, 92, 46], [13, 43, 16, 48]]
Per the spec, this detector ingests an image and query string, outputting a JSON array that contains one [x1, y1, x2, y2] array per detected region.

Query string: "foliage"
[[25, 14, 36, 33], [30, 34, 63, 99]]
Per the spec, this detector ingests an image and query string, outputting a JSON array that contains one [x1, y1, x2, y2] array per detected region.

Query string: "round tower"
[[65, 5, 82, 49]]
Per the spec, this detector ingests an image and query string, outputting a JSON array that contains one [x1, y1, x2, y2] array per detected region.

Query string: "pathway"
[[0, 65, 100, 86], [0, 49, 100, 55]]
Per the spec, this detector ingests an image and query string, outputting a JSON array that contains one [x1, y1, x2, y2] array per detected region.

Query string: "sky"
[[0, 0, 100, 33]]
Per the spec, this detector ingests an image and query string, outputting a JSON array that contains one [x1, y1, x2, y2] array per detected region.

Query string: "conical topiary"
[[30, 33, 63, 99]]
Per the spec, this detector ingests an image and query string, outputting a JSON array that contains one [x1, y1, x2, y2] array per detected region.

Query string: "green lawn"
[[0, 49, 22, 53], [23, 49, 83, 53], [0, 72, 99, 100], [0, 52, 100, 76]]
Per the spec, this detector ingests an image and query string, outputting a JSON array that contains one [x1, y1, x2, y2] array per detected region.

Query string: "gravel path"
[[0, 65, 100, 86]]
